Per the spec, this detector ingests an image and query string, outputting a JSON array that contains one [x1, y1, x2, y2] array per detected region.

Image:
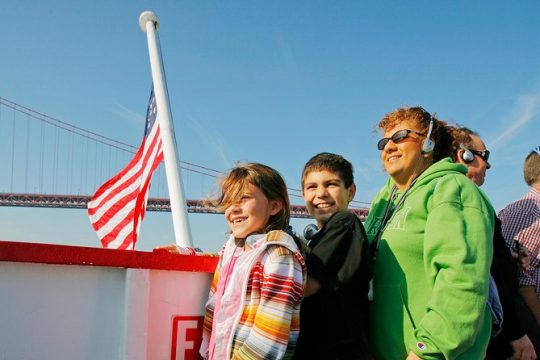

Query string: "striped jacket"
[[200, 230, 306, 360]]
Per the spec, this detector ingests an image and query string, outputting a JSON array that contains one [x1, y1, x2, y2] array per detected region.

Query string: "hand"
[[406, 351, 422, 360], [507, 334, 536, 360], [511, 247, 532, 272], [304, 276, 321, 297], [154, 244, 198, 255]]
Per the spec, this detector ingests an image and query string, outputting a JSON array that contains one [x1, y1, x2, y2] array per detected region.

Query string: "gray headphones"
[[421, 117, 435, 153], [303, 223, 319, 240], [460, 145, 475, 163]]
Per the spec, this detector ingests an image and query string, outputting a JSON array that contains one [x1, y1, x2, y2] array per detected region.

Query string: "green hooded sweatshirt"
[[365, 158, 494, 359]]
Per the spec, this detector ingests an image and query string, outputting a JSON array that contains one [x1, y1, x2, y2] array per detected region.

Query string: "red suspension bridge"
[[0, 97, 369, 220]]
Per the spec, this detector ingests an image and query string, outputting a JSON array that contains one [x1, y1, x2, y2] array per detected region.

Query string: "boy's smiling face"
[[302, 170, 356, 228]]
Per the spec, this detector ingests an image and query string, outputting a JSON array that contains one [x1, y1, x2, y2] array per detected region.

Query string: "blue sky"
[[1, 1, 539, 252]]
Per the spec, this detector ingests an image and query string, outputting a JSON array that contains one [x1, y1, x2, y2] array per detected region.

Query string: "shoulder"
[[370, 180, 394, 205], [428, 172, 491, 212], [314, 211, 365, 241], [261, 237, 305, 280], [326, 210, 359, 229], [499, 200, 519, 219], [500, 191, 539, 218], [309, 211, 367, 254], [266, 244, 295, 258], [263, 230, 301, 260]]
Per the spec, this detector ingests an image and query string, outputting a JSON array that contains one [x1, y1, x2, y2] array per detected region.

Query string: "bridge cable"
[[25, 114, 30, 193], [39, 121, 45, 193], [11, 111, 16, 192], [0, 97, 372, 207]]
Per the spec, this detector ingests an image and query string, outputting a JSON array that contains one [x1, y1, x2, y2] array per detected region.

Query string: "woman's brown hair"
[[378, 106, 454, 162]]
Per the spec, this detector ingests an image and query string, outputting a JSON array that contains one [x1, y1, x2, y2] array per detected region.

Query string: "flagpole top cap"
[[139, 11, 160, 32]]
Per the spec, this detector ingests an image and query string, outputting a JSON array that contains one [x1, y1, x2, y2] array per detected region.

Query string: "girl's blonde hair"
[[216, 163, 290, 232]]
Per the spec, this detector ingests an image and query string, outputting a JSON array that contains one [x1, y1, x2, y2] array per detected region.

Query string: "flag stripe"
[[100, 206, 136, 247], [134, 141, 163, 232], [88, 122, 161, 217], [90, 130, 162, 231], [87, 149, 145, 217], [97, 198, 137, 241], [88, 88, 163, 250], [88, 142, 145, 208]]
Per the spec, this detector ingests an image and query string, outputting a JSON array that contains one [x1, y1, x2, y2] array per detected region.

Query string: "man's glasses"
[[470, 149, 490, 162], [377, 129, 425, 150]]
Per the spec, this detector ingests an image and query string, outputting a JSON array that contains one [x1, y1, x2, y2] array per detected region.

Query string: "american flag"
[[88, 89, 164, 250]]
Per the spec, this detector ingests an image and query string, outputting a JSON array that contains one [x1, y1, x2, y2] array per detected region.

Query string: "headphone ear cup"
[[422, 117, 435, 154], [461, 149, 475, 163], [422, 139, 435, 153]]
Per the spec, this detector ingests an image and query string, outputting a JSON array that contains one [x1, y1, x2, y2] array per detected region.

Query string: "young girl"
[[200, 163, 306, 360]]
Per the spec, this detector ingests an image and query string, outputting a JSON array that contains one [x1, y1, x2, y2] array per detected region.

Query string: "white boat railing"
[[0, 240, 217, 360]]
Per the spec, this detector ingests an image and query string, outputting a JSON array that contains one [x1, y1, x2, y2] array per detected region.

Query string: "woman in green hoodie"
[[364, 107, 494, 359]]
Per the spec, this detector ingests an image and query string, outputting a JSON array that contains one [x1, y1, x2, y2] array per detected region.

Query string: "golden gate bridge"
[[0, 96, 369, 220]]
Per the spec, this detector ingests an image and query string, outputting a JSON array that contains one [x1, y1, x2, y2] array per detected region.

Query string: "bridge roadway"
[[0, 193, 368, 221]]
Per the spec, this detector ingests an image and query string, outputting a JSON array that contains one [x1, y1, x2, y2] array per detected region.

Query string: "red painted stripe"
[[0, 240, 218, 272]]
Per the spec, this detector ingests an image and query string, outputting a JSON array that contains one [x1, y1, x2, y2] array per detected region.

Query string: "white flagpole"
[[139, 11, 193, 247]]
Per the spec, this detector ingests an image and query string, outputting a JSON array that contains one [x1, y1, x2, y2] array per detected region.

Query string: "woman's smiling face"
[[380, 120, 430, 190]]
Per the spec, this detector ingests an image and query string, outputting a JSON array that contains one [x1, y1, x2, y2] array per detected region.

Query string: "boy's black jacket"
[[294, 211, 373, 359], [305, 211, 372, 293]]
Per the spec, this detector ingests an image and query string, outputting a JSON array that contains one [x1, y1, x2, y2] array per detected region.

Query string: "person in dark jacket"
[[452, 126, 536, 360], [293, 152, 372, 360]]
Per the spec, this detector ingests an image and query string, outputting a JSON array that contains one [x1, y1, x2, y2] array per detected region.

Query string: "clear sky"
[[1, 1, 539, 252]]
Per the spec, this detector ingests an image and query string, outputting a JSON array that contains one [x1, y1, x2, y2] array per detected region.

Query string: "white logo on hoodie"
[[386, 206, 411, 231]]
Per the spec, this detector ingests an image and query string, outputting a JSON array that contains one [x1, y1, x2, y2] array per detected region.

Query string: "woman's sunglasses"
[[377, 129, 425, 150]]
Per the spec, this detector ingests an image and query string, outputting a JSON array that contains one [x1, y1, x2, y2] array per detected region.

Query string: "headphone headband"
[[421, 116, 435, 153]]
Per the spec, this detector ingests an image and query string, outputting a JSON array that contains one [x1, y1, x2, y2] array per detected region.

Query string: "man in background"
[[453, 127, 536, 360], [499, 146, 540, 358]]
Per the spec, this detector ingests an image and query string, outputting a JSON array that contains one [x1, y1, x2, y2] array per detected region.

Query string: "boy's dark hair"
[[301, 152, 354, 189]]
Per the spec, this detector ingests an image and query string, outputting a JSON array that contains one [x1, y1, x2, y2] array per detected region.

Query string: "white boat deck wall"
[[0, 241, 217, 360]]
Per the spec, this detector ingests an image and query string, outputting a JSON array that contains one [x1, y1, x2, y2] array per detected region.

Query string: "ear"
[[457, 149, 465, 164], [269, 199, 283, 216], [347, 183, 357, 202]]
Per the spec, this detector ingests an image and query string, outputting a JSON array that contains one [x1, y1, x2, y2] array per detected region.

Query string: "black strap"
[[370, 178, 419, 260]]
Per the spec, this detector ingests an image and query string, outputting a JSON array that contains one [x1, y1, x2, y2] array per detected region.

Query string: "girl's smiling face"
[[224, 183, 282, 239]]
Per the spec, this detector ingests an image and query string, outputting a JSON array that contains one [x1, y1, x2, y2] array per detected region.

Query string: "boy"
[[293, 152, 371, 359]]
